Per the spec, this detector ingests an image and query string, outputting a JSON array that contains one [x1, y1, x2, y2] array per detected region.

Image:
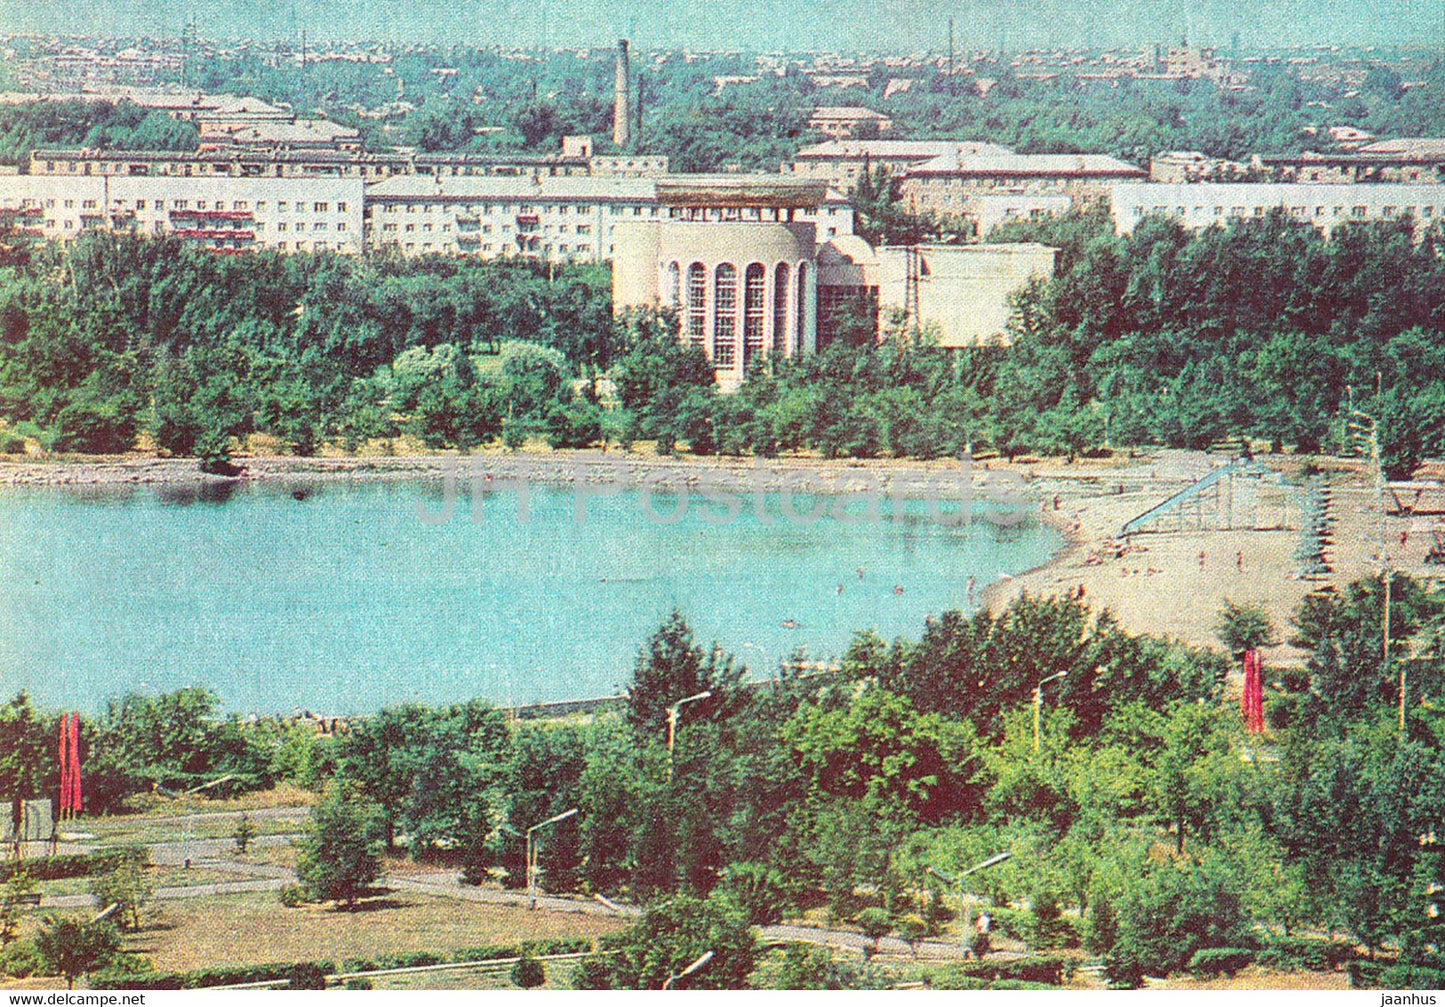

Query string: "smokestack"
[[613, 39, 631, 148]]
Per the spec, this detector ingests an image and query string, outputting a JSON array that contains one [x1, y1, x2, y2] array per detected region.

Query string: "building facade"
[[897, 150, 1146, 231], [1111, 181, 1445, 234], [28, 145, 669, 182], [0, 174, 365, 253], [361, 174, 853, 262]]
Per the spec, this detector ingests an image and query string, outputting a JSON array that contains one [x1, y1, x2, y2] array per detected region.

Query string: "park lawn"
[[119, 891, 624, 974]]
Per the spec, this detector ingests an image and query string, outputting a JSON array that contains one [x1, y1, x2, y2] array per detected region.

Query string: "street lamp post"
[[662, 950, 714, 990], [526, 807, 579, 905], [666, 690, 712, 779], [1033, 672, 1068, 753]]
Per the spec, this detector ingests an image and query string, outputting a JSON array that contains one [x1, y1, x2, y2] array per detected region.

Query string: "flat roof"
[[364, 175, 658, 200], [907, 151, 1145, 177], [655, 176, 828, 207], [793, 139, 1011, 161]]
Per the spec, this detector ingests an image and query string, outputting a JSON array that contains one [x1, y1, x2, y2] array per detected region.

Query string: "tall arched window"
[[772, 262, 790, 355], [743, 263, 765, 370], [795, 263, 808, 351], [713, 263, 737, 367], [666, 260, 681, 309], [686, 262, 707, 346]]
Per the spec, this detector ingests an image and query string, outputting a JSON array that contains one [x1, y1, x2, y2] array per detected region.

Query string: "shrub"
[[855, 907, 893, 951], [344, 978, 373, 990], [278, 884, 306, 908], [1378, 965, 1445, 990], [572, 955, 615, 990], [287, 963, 328, 989], [0, 848, 146, 884], [0, 431, 25, 454], [1026, 894, 1079, 949], [1256, 936, 1331, 972], [1103, 949, 1145, 989], [1347, 960, 1386, 989], [1188, 947, 1256, 978], [1084, 896, 1118, 955], [956, 955, 1066, 986], [511, 955, 546, 989], [0, 939, 40, 978]]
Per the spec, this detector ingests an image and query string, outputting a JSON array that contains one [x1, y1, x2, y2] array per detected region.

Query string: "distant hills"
[[1, 0, 1441, 53]]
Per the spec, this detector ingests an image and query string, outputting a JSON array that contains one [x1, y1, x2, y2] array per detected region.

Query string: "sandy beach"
[[986, 450, 1430, 664]]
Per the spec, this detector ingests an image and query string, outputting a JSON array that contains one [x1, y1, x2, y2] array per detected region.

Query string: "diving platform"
[[1119, 458, 1282, 537]]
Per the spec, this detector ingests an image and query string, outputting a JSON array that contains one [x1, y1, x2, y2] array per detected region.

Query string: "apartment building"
[[784, 139, 1012, 192], [1111, 181, 1445, 235], [362, 174, 854, 262], [897, 150, 1146, 230], [0, 174, 365, 253], [28, 145, 668, 182], [806, 106, 894, 139]]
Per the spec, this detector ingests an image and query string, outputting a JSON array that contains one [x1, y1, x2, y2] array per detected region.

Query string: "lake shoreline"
[[0, 449, 1044, 500]]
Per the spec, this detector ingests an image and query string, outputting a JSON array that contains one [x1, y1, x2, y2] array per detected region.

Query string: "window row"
[[671, 260, 807, 367]]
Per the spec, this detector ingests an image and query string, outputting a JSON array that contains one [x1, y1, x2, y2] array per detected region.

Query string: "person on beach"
[[1237, 551, 1243, 571], [1199, 550, 1206, 567]]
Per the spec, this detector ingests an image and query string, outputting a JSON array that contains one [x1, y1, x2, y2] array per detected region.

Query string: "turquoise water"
[[0, 479, 1061, 714]]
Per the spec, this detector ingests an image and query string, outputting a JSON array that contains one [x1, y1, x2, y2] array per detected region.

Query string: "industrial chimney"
[[613, 39, 631, 148]]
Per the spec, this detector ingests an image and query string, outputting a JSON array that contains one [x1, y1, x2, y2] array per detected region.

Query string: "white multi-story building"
[[0, 174, 365, 253], [1112, 182, 1445, 235], [361, 175, 855, 262]]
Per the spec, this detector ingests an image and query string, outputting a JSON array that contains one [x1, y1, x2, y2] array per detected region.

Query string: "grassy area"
[[77, 812, 306, 847], [112, 891, 623, 976]]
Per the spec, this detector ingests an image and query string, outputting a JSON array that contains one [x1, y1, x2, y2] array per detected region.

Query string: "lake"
[[0, 477, 1062, 714]]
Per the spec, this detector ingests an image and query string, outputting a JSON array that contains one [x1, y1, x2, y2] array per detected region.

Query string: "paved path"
[[51, 812, 987, 962]]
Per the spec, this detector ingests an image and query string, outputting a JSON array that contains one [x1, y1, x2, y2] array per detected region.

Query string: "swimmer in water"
[[781, 618, 798, 629], [893, 585, 905, 595]]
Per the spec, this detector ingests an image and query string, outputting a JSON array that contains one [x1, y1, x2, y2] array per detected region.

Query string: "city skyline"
[[1, 0, 1444, 53]]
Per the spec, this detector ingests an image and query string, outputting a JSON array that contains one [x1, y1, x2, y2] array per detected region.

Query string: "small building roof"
[[1358, 137, 1445, 157], [808, 106, 892, 121]]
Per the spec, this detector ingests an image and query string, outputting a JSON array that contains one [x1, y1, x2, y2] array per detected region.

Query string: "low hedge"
[[1347, 960, 1386, 989], [0, 846, 146, 883], [955, 955, 1067, 986], [1188, 947, 1256, 978], [93, 937, 596, 989], [1255, 937, 1333, 973], [1379, 965, 1445, 990]]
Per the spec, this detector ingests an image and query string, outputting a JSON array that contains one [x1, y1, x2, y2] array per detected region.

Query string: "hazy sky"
[[1, 0, 1442, 51]]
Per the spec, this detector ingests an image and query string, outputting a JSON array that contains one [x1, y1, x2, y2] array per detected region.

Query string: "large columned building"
[[611, 177, 1057, 387], [612, 178, 825, 386]]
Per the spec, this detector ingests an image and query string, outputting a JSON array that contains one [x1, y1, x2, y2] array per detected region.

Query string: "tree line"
[[6, 579, 1445, 987]]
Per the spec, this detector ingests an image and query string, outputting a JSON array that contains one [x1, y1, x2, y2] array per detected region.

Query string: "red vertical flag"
[[57, 714, 70, 817], [1241, 650, 1265, 734], [68, 712, 82, 815]]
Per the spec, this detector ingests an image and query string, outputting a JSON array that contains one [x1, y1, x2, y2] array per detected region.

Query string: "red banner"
[[1241, 650, 1265, 734]]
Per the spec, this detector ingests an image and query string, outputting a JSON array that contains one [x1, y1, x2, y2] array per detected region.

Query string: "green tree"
[[607, 892, 757, 990], [855, 907, 893, 954], [511, 955, 546, 989], [1215, 598, 1278, 653], [625, 610, 745, 739], [295, 779, 386, 909], [89, 858, 153, 931], [33, 915, 120, 988]]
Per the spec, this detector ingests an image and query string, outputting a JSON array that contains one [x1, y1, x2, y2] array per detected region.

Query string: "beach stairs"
[[1293, 475, 1333, 579], [1118, 458, 1278, 537]]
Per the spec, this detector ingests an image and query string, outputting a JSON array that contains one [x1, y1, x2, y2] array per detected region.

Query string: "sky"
[[0, 0, 1442, 52]]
